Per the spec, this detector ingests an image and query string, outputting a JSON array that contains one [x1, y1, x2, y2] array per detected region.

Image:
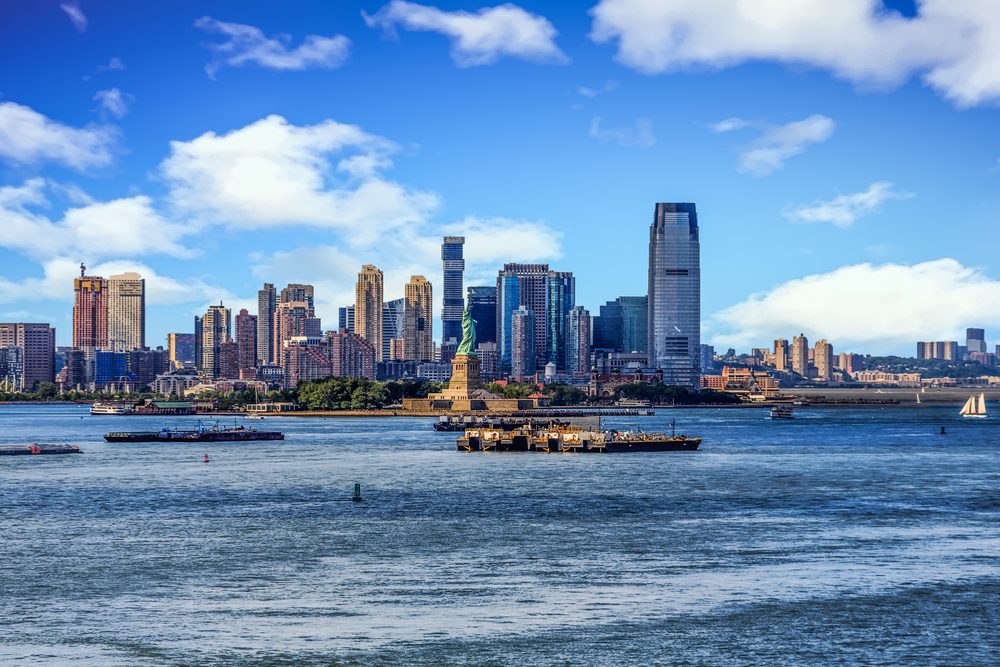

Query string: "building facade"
[[257, 283, 277, 365], [497, 263, 549, 373], [791, 334, 809, 376], [565, 306, 591, 375], [546, 271, 575, 370], [326, 330, 376, 380], [773, 339, 789, 372], [73, 267, 108, 351], [167, 333, 195, 369], [511, 306, 536, 381], [107, 272, 145, 351], [0, 323, 55, 391], [814, 339, 834, 380], [593, 296, 647, 353], [441, 236, 465, 347], [355, 265, 384, 362], [275, 301, 320, 365], [235, 309, 258, 377], [199, 304, 231, 378], [404, 275, 433, 362], [647, 203, 700, 388], [382, 298, 405, 362], [467, 286, 497, 345]]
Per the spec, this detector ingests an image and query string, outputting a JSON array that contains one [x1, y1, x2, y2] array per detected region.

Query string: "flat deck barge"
[[0, 444, 82, 456], [457, 420, 700, 453], [105, 423, 284, 443]]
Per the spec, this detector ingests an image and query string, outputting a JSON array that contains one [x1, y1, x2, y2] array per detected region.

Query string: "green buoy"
[[352, 482, 363, 502]]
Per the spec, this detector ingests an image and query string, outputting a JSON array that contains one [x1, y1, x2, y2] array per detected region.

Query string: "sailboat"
[[915, 393, 921, 404], [959, 393, 988, 418]]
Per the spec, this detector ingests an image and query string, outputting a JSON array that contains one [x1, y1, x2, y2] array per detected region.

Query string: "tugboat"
[[104, 421, 284, 443], [769, 405, 794, 419], [457, 418, 700, 453]]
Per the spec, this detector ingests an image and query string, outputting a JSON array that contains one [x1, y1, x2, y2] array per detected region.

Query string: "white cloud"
[[60, 1, 87, 32], [160, 114, 439, 244], [99, 57, 125, 73], [589, 0, 1000, 108], [710, 258, 1000, 354], [0, 102, 117, 170], [578, 80, 618, 98], [785, 181, 911, 227], [0, 179, 192, 261], [710, 117, 750, 133], [93, 88, 133, 119], [194, 17, 351, 78], [588, 116, 655, 147], [731, 115, 834, 176], [363, 1, 568, 67]]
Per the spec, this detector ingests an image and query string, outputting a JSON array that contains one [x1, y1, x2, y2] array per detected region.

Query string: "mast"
[[960, 396, 975, 415], [978, 393, 987, 415]]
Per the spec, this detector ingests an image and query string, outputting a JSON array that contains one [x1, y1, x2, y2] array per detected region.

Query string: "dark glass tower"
[[441, 236, 465, 346], [467, 286, 497, 345], [648, 203, 700, 388], [546, 271, 575, 370]]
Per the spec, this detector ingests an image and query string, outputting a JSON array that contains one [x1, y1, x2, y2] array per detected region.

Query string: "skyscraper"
[[107, 272, 145, 351], [791, 333, 809, 376], [566, 306, 591, 374], [0, 323, 55, 390], [257, 283, 276, 365], [404, 275, 433, 362], [382, 298, 405, 361], [546, 271, 575, 370], [235, 308, 258, 377], [966, 328, 986, 354], [814, 339, 834, 380], [511, 306, 535, 381], [167, 333, 196, 369], [647, 203, 700, 388], [593, 296, 647, 353], [355, 265, 384, 361], [275, 301, 321, 364], [774, 339, 789, 372], [280, 284, 315, 313], [199, 303, 231, 378], [466, 286, 497, 344], [73, 264, 108, 351], [338, 306, 355, 333], [496, 263, 549, 372], [441, 236, 465, 347]]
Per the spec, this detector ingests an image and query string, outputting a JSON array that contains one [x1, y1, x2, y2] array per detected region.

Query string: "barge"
[[105, 422, 284, 443], [457, 419, 700, 453], [0, 444, 82, 456], [434, 415, 570, 432]]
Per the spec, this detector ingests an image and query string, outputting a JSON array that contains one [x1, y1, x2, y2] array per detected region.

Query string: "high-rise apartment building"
[[326, 330, 376, 380], [275, 301, 321, 364], [466, 286, 497, 344], [73, 265, 108, 350], [382, 298, 405, 361], [355, 265, 384, 362], [546, 271, 575, 370], [441, 236, 465, 347], [279, 284, 315, 313], [404, 276, 433, 362], [511, 306, 535, 381], [836, 352, 863, 376], [917, 340, 959, 360], [199, 303, 231, 378], [774, 339, 789, 372], [235, 309, 258, 377], [791, 333, 809, 376], [648, 203, 700, 388], [565, 306, 591, 374], [814, 339, 834, 380], [0, 323, 55, 390], [257, 283, 277, 365], [497, 263, 549, 373], [167, 333, 196, 369], [966, 328, 986, 354], [107, 272, 145, 351]]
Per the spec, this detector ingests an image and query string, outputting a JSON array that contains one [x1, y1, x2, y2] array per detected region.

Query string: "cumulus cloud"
[[0, 102, 117, 170], [363, 1, 568, 66], [93, 88, 133, 118], [578, 80, 618, 98], [710, 258, 1000, 354], [60, 1, 87, 32], [194, 17, 351, 78], [160, 114, 438, 244], [588, 116, 655, 147], [589, 0, 1000, 108], [785, 181, 911, 227], [0, 179, 192, 261], [721, 114, 834, 176]]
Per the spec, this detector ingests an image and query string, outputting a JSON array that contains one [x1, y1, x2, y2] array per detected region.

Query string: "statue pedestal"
[[438, 353, 484, 399]]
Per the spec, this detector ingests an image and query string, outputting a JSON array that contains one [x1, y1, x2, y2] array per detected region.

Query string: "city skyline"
[[2, 2, 1000, 355]]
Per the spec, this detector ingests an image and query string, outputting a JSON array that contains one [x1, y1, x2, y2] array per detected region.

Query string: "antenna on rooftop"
[[80, 262, 86, 277]]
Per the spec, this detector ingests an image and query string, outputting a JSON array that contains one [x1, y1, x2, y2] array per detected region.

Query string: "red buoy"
[[203, 453, 210, 463]]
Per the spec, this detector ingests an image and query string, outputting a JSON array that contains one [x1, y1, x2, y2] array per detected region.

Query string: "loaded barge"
[[457, 419, 700, 453], [0, 444, 81, 456], [105, 422, 284, 443]]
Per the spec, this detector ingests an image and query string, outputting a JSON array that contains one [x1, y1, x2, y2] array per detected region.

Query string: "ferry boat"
[[0, 443, 82, 456], [457, 418, 700, 453], [769, 405, 794, 419], [104, 422, 284, 443], [90, 401, 135, 416]]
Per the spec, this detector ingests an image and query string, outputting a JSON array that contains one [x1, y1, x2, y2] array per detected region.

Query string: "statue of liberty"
[[456, 307, 477, 356]]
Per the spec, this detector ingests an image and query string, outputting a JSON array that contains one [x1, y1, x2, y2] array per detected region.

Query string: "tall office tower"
[[275, 301, 321, 364], [167, 333, 196, 369], [966, 328, 986, 354], [546, 271, 575, 369], [647, 203, 700, 388], [234, 309, 258, 377], [338, 306, 355, 333], [279, 284, 315, 313], [382, 298, 405, 361], [496, 263, 549, 372], [404, 275, 433, 362], [565, 306, 591, 374], [441, 236, 465, 347], [199, 303, 231, 378], [510, 306, 536, 381], [355, 265, 384, 362], [257, 283, 277, 364], [814, 339, 834, 380], [699, 344, 715, 373], [791, 333, 809, 376], [593, 296, 648, 353], [774, 339, 790, 371], [107, 272, 145, 351], [73, 264, 108, 350], [466, 286, 497, 344], [0, 323, 55, 390]]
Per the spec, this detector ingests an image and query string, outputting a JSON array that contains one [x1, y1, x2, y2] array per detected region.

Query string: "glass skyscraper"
[[497, 274, 519, 373], [593, 296, 647, 353], [441, 236, 465, 346], [467, 286, 497, 345], [545, 271, 575, 370], [648, 202, 700, 388]]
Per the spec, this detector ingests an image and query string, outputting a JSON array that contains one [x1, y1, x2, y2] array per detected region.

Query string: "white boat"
[[959, 393, 988, 418], [90, 402, 134, 416], [769, 405, 794, 420]]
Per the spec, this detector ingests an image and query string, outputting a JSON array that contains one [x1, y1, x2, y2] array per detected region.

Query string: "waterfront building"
[[167, 333, 195, 369], [338, 306, 355, 333], [355, 265, 384, 362], [854, 370, 922, 387], [466, 286, 497, 344], [326, 330, 376, 380], [257, 283, 277, 365], [235, 309, 258, 378], [73, 265, 108, 351], [565, 305, 591, 375], [647, 203, 700, 388], [511, 306, 536, 381], [198, 304, 231, 378], [774, 339, 789, 372], [107, 272, 145, 351], [497, 263, 549, 373], [382, 298, 405, 362], [791, 334, 809, 376], [0, 323, 55, 391], [814, 339, 834, 380], [404, 276, 433, 362], [546, 271, 575, 370], [441, 236, 465, 348]]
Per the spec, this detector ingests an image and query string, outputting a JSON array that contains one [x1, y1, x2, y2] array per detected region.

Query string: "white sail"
[[960, 395, 976, 415], [916, 393, 921, 404], [978, 393, 987, 415]]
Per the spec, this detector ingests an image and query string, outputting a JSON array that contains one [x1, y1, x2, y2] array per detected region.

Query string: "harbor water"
[[1, 404, 998, 665]]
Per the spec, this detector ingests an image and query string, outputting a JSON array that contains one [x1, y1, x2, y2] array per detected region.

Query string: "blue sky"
[[1, 0, 999, 355]]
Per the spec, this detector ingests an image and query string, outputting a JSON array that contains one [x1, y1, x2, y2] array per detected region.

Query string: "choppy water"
[[1, 403, 997, 665]]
